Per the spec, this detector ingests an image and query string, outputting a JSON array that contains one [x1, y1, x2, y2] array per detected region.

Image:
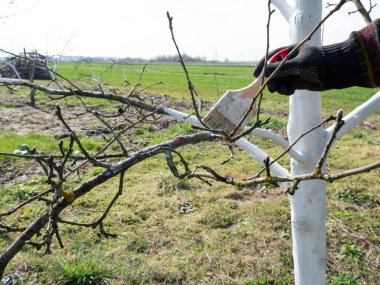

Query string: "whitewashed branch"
[[164, 108, 290, 176], [164, 108, 303, 163], [251, 128, 304, 162], [234, 138, 289, 176], [326, 91, 380, 139], [272, 0, 293, 21]]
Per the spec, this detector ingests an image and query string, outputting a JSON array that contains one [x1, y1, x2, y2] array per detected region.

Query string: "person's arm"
[[254, 19, 380, 95]]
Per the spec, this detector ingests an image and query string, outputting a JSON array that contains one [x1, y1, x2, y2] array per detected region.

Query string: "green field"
[[56, 62, 379, 112], [0, 62, 379, 284]]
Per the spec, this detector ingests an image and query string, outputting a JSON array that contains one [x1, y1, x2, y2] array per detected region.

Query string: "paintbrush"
[[204, 48, 289, 134]]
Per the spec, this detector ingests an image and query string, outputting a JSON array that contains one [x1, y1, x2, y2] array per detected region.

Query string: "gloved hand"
[[253, 45, 331, 95]]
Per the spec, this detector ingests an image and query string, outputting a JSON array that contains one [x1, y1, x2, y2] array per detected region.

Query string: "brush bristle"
[[204, 108, 241, 134], [203, 87, 257, 135]]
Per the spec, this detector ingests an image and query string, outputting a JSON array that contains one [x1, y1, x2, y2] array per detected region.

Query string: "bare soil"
[[0, 92, 197, 137], [0, 91, 197, 184]]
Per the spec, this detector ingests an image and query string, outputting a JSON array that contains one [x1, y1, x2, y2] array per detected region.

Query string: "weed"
[[0, 182, 42, 204], [222, 190, 245, 200], [1, 273, 21, 285], [178, 201, 197, 214], [278, 229, 291, 240], [134, 208, 150, 221], [329, 273, 359, 285], [331, 188, 376, 206], [79, 138, 102, 152], [333, 210, 356, 222], [13, 144, 41, 155], [338, 243, 365, 265], [279, 250, 294, 268], [120, 213, 141, 225], [135, 123, 155, 136], [167, 122, 194, 136], [0, 133, 58, 159], [54, 253, 114, 285], [90, 168, 103, 176]]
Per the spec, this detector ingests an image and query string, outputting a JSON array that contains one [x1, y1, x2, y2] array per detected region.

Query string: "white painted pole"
[[286, 0, 328, 284]]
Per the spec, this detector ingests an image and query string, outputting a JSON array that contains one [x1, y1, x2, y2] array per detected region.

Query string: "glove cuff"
[[322, 39, 367, 89]]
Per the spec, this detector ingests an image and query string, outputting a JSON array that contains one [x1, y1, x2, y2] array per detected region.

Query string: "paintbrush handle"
[[235, 47, 289, 99], [237, 74, 266, 100], [203, 48, 289, 133]]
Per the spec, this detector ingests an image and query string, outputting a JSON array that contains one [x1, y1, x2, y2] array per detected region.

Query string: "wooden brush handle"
[[237, 75, 265, 100], [237, 48, 289, 99]]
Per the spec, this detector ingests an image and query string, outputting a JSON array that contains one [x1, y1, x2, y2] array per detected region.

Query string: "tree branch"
[[166, 12, 207, 128], [272, 0, 293, 21], [0, 132, 220, 276], [350, 0, 375, 24], [164, 108, 290, 176], [314, 110, 344, 175], [326, 91, 380, 139]]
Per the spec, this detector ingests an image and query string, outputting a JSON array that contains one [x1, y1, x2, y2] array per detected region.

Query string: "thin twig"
[[256, 0, 276, 121], [59, 171, 125, 238], [250, 114, 336, 179], [127, 64, 146, 97], [232, 117, 271, 141], [166, 12, 208, 129], [92, 111, 128, 156], [0, 188, 53, 218], [0, 223, 27, 233], [221, 144, 234, 165], [314, 110, 345, 175], [55, 104, 108, 168]]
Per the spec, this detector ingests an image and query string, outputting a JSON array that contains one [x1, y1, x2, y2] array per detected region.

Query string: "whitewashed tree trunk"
[[282, 0, 327, 284]]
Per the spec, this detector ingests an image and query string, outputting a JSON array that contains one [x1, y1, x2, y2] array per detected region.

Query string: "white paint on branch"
[[329, 91, 380, 138], [164, 108, 290, 177], [164, 107, 305, 162], [272, 0, 292, 21]]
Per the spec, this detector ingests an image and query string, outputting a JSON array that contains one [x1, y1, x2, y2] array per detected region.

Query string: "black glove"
[[253, 45, 331, 95]]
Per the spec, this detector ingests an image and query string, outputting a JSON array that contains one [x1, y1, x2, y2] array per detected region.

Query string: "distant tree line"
[[152, 53, 206, 62], [43, 54, 207, 63]]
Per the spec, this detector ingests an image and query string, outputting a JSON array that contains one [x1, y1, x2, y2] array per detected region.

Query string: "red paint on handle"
[[267, 48, 289, 64]]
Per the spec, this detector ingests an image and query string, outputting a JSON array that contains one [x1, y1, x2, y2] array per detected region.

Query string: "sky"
[[0, 0, 378, 61]]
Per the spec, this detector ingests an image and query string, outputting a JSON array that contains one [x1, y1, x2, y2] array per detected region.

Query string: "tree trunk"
[[287, 1, 327, 284]]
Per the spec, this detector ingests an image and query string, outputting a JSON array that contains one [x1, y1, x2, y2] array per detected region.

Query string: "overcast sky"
[[0, 0, 378, 61]]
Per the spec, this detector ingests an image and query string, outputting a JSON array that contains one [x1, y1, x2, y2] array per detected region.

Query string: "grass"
[[54, 253, 114, 285], [0, 132, 59, 155], [0, 62, 380, 284], [56, 62, 254, 101]]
